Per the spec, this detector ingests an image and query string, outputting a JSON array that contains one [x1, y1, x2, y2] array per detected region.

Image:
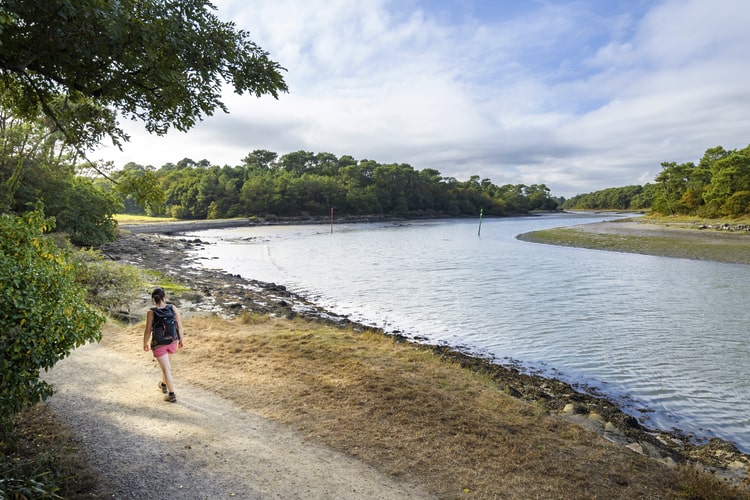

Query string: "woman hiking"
[[143, 288, 184, 402]]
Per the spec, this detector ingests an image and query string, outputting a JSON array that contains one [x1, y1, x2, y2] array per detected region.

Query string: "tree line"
[[563, 144, 750, 217], [111, 150, 562, 220]]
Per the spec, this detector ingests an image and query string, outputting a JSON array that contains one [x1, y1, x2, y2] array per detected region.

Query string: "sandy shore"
[[573, 219, 750, 244]]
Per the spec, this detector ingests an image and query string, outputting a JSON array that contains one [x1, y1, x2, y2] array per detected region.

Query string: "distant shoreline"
[[517, 219, 750, 265], [118, 214, 460, 235], [115, 211, 614, 235], [119, 214, 750, 266]]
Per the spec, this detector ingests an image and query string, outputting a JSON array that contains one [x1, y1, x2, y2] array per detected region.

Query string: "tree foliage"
[[0, 208, 104, 422], [116, 150, 561, 219], [563, 185, 656, 211], [0, 103, 123, 245], [564, 144, 750, 218], [650, 145, 750, 217], [0, 0, 288, 151]]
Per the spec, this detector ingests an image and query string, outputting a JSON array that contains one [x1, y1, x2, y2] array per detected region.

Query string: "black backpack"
[[151, 305, 179, 347]]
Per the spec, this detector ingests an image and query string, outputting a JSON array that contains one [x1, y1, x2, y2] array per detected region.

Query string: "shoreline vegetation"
[[14, 214, 750, 497], [517, 216, 750, 266]]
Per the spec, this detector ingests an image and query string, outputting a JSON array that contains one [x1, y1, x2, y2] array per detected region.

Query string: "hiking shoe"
[[164, 392, 177, 403], [158, 382, 168, 394]]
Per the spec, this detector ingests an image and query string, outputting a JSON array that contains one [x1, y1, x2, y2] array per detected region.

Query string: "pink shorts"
[[152, 340, 179, 358]]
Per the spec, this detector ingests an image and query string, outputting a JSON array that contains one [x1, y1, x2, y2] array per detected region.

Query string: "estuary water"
[[184, 214, 750, 452]]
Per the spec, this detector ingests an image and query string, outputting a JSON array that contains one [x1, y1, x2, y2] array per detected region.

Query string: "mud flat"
[[517, 219, 750, 265]]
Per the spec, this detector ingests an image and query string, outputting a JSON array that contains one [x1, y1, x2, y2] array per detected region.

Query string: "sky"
[[93, 0, 750, 198]]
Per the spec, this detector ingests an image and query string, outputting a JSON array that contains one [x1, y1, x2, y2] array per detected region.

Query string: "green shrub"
[[0, 208, 104, 422], [70, 248, 144, 313]]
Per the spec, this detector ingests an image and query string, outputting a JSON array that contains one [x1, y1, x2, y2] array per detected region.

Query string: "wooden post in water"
[[330, 207, 334, 233], [478, 208, 483, 236]]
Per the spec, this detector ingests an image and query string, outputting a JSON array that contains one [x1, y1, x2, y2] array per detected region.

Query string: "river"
[[184, 213, 750, 452]]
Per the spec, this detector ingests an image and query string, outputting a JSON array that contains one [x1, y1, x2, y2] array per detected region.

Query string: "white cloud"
[[93, 0, 750, 198]]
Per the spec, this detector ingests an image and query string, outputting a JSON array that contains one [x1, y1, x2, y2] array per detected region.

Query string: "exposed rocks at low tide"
[[100, 231, 352, 325], [698, 223, 750, 232]]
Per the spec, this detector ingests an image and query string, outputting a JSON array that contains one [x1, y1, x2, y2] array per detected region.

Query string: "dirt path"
[[43, 342, 429, 499]]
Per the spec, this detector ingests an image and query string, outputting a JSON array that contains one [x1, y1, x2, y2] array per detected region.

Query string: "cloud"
[[93, 0, 750, 198]]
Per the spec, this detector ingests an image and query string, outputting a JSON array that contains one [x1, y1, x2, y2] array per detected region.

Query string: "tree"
[[0, 0, 288, 154], [280, 151, 316, 176], [242, 149, 279, 172], [0, 102, 123, 243], [703, 146, 750, 216], [0, 208, 105, 421], [115, 168, 166, 216], [526, 184, 555, 210], [240, 171, 279, 215], [56, 177, 122, 245], [0, 95, 70, 211], [652, 161, 696, 215]]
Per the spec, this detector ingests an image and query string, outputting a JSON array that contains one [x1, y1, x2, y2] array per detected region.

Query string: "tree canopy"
[[114, 150, 562, 220], [564, 144, 750, 217], [0, 102, 123, 245], [0, 0, 288, 151], [0, 0, 289, 242]]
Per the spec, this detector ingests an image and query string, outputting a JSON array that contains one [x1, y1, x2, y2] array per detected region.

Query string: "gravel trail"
[[43, 341, 429, 499]]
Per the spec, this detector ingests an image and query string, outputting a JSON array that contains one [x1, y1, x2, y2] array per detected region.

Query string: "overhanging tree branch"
[[21, 71, 118, 183]]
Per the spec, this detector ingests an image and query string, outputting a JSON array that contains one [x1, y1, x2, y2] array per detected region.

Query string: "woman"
[[143, 288, 184, 403]]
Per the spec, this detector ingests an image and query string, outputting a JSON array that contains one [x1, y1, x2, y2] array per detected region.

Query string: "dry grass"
[[96, 314, 748, 499], [114, 214, 178, 224], [1, 404, 103, 499]]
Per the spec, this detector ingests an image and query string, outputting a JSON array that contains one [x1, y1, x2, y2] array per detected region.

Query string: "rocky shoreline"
[[101, 221, 750, 485]]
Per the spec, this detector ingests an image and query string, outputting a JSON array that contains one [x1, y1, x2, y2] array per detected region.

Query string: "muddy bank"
[[518, 219, 750, 265], [100, 224, 750, 484], [122, 214, 431, 236]]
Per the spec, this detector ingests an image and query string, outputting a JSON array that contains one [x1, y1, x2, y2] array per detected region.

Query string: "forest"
[[110, 150, 562, 221], [563, 144, 750, 217]]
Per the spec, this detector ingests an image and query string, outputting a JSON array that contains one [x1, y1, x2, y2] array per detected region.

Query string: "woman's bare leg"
[[156, 353, 175, 394]]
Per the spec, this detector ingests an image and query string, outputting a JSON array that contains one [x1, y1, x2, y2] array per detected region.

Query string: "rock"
[[562, 403, 586, 415], [588, 412, 605, 424], [640, 440, 663, 459], [660, 456, 677, 467], [604, 422, 624, 437], [506, 386, 522, 398], [626, 443, 643, 454]]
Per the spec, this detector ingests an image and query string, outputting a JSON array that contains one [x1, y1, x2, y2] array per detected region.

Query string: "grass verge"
[[0, 405, 101, 499], [114, 214, 177, 224]]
